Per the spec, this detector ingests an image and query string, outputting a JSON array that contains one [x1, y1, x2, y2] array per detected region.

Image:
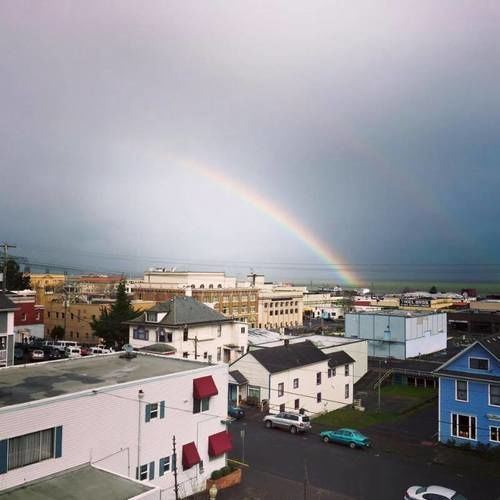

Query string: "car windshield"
[[415, 487, 427, 494]]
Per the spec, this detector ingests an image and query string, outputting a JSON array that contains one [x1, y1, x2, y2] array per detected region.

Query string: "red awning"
[[182, 442, 201, 470], [208, 431, 232, 457], [193, 375, 218, 399]]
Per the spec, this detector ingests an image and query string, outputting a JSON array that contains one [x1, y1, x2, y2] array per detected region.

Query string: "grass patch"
[[313, 407, 399, 429], [381, 384, 437, 401]]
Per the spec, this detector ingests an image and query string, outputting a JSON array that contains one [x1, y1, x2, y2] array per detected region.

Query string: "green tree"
[[50, 325, 65, 340], [429, 285, 438, 294], [90, 280, 137, 347], [3, 259, 31, 290]]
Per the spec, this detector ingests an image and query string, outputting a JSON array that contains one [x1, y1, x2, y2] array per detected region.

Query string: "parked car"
[[319, 428, 371, 449], [228, 406, 245, 419], [95, 344, 114, 353], [14, 345, 26, 361], [405, 485, 467, 500], [29, 348, 45, 361], [263, 412, 311, 434], [80, 347, 90, 356], [54, 340, 79, 352], [65, 347, 82, 358], [42, 347, 63, 360]]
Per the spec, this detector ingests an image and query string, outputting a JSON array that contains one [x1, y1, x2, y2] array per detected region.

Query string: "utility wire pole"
[[172, 435, 179, 500], [1, 242, 16, 292]]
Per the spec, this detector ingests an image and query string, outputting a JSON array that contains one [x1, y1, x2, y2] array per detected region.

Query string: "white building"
[[248, 331, 368, 384], [230, 340, 354, 415], [0, 293, 16, 368], [0, 352, 231, 498], [130, 270, 237, 291], [345, 310, 447, 359], [127, 296, 248, 364]]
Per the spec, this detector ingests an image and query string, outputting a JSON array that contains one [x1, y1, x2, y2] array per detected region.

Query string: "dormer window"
[[146, 312, 158, 322], [469, 357, 489, 370]]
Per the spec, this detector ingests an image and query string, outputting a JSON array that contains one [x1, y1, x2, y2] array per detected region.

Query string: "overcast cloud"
[[1, 1, 499, 284]]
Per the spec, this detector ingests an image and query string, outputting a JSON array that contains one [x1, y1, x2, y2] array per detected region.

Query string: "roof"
[[479, 333, 500, 359], [435, 368, 500, 383], [128, 296, 230, 327], [0, 464, 154, 500], [0, 293, 16, 312], [250, 333, 365, 350], [0, 352, 208, 408], [250, 340, 327, 373], [229, 370, 248, 385], [348, 310, 443, 318], [137, 343, 176, 353], [327, 351, 355, 367]]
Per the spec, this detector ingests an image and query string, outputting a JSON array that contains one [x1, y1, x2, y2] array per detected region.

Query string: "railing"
[[373, 369, 393, 390]]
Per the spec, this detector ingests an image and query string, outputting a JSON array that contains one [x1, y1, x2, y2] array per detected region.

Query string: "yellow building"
[[29, 274, 66, 305], [44, 300, 155, 345]]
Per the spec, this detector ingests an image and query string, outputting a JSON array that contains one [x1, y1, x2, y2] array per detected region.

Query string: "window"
[[330, 367, 336, 377], [55, 312, 59, 319], [145, 401, 165, 422], [203, 352, 208, 359], [133, 327, 148, 341], [270, 311, 273, 316], [344, 364, 349, 377], [159, 456, 170, 475], [137, 464, 148, 481], [279, 403, 286, 412], [294, 399, 300, 410], [5, 427, 61, 471], [146, 312, 157, 322], [183, 352, 188, 358], [316, 372, 321, 385], [193, 398, 209, 414], [293, 378, 299, 389], [316, 392, 321, 403], [490, 426, 500, 443], [150, 403, 159, 419], [209, 284, 213, 289], [217, 347, 221, 362], [47, 311, 51, 318], [21, 313, 27, 321], [217, 325, 222, 337], [183, 327, 189, 342], [278, 382, 284, 397], [456, 380, 468, 402], [70, 313, 74, 320], [240, 327, 246, 334], [469, 357, 489, 370], [345, 384, 350, 399], [490, 384, 500, 406], [451, 413, 476, 440]]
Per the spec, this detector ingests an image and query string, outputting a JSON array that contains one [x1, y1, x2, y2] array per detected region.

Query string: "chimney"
[[284, 338, 289, 347]]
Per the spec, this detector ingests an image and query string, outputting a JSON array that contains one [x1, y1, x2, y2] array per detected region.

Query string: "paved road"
[[224, 418, 500, 500]]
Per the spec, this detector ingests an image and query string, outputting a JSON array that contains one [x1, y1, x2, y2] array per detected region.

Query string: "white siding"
[[0, 363, 229, 498]]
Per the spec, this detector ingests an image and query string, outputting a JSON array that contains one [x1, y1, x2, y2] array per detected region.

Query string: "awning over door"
[[182, 442, 201, 470], [193, 375, 218, 399], [208, 431, 232, 457]]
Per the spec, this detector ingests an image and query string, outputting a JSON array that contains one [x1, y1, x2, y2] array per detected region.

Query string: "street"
[[222, 417, 500, 500]]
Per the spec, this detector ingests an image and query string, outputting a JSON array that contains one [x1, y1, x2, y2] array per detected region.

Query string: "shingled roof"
[[0, 293, 16, 312], [479, 333, 500, 359], [327, 351, 355, 368], [250, 340, 327, 374], [128, 296, 230, 327]]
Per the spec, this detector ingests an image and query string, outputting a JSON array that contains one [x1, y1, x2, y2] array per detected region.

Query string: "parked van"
[[54, 341, 79, 352], [87, 347, 104, 355], [65, 347, 82, 358]]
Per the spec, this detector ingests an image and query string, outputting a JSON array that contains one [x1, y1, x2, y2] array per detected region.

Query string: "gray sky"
[[1, 1, 500, 284]]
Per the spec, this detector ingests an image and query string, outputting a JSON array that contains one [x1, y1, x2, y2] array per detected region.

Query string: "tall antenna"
[[1, 242, 16, 292], [172, 435, 179, 500]]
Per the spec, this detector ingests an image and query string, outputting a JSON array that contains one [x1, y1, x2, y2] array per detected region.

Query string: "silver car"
[[263, 412, 311, 434]]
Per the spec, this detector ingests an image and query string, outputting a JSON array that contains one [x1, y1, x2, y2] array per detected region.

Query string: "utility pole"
[[172, 435, 179, 500], [1, 242, 16, 292], [377, 358, 381, 412]]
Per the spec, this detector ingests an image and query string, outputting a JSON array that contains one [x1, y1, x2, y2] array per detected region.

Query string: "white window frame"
[[344, 364, 349, 377], [139, 463, 148, 481], [468, 357, 490, 371], [345, 383, 350, 399], [490, 426, 500, 443], [150, 403, 159, 419], [450, 412, 477, 441], [489, 384, 500, 407], [455, 380, 468, 402], [316, 372, 321, 385], [293, 378, 299, 389]]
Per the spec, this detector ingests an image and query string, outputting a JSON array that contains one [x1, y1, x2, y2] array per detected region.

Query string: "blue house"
[[435, 333, 500, 447]]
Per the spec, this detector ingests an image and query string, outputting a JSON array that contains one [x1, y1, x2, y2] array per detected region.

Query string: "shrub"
[[211, 470, 222, 480], [220, 466, 231, 477]]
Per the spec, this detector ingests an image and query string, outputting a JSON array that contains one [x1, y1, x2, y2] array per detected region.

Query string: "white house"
[[230, 340, 354, 416], [345, 310, 447, 359], [248, 331, 368, 384], [127, 296, 248, 364], [0, 352, 232, 498], [0, 293, 16, 368]]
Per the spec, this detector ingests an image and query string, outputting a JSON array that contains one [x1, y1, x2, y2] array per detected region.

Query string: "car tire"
[[349, 442, 356, 449], [265, 420, 272, 429], [322, 436, 329, 443], [290, 426, 297, 434]]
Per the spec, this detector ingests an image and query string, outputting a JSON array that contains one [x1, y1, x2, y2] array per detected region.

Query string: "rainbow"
[[178, 157, 359, 285]]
